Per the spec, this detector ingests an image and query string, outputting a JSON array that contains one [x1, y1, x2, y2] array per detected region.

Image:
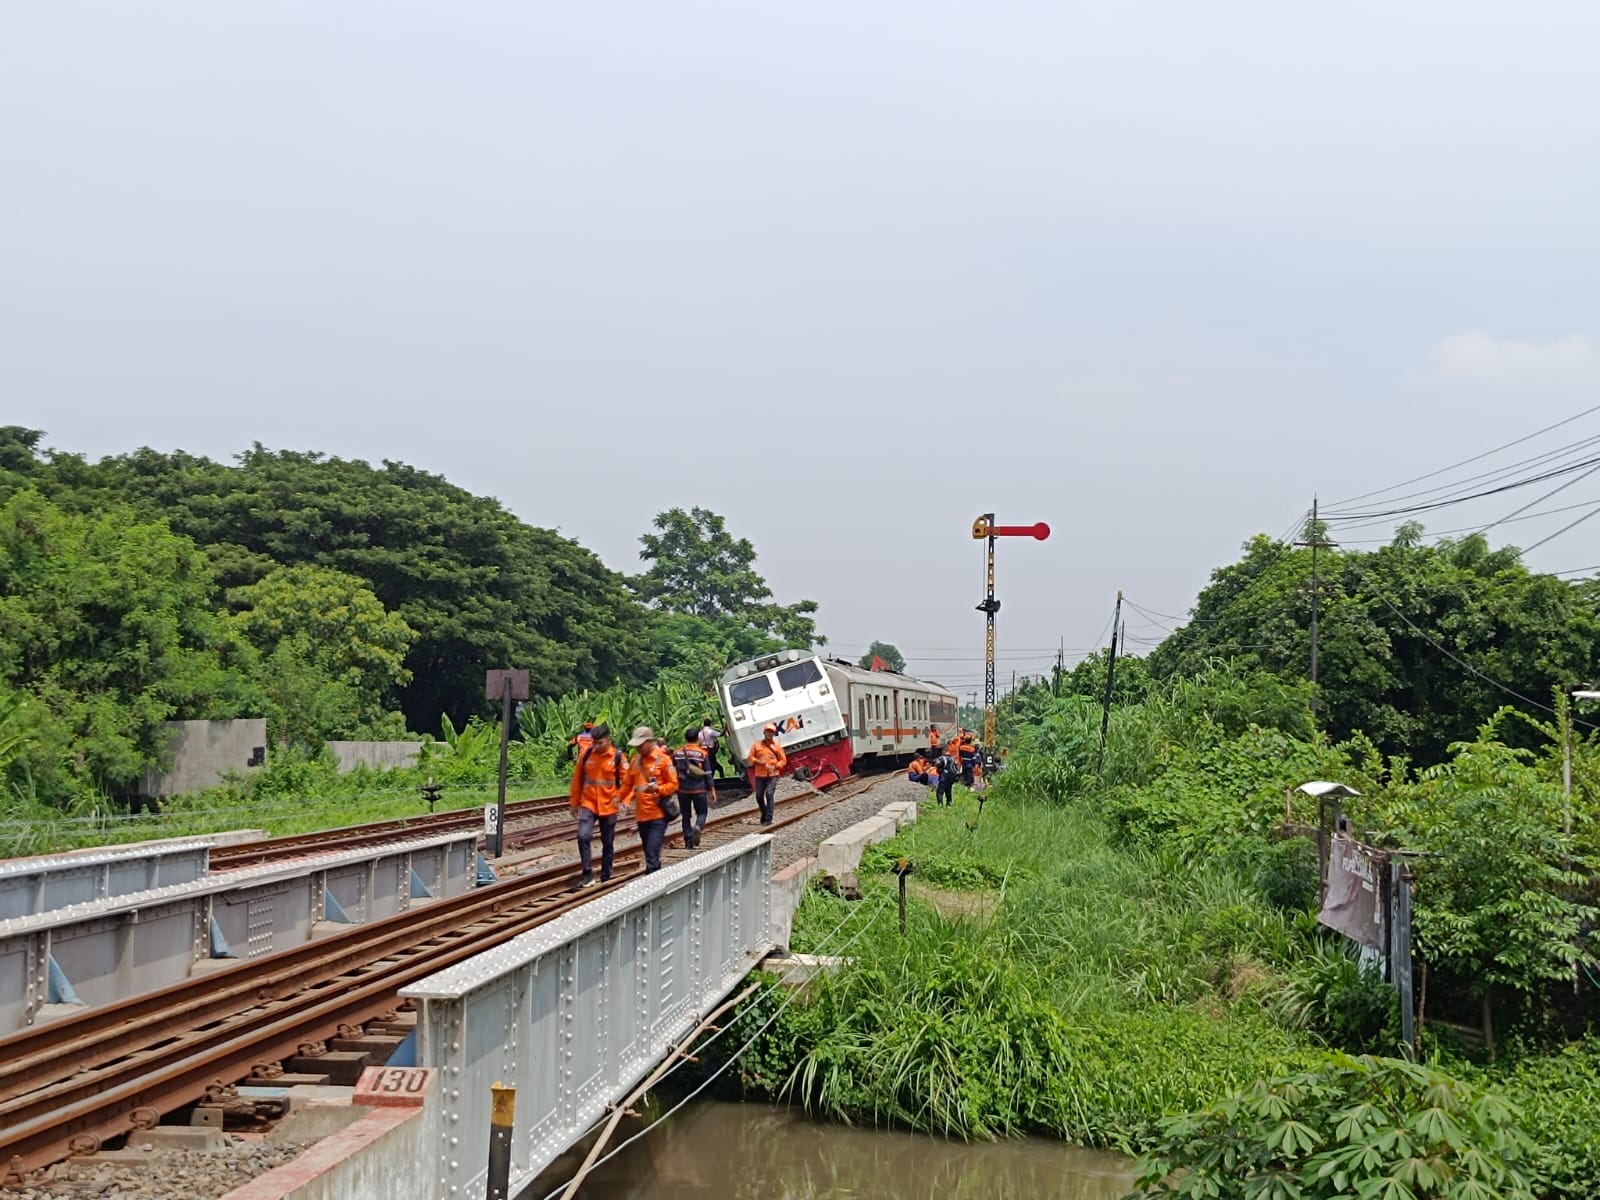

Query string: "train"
[[715, 649, 959, 784]]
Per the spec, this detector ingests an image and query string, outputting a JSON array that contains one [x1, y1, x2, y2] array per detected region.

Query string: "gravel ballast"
[[767, 773, 927, 870], [2, 1136, 308, 1200]]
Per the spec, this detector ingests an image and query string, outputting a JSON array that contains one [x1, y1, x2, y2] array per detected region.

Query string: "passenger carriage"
[[715, 650, 958, 784]]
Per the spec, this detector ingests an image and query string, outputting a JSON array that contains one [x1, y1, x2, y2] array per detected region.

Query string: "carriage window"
[[727, 675, 773, 706], [858, 699, 867, 730], [776, 660, 822, 691]]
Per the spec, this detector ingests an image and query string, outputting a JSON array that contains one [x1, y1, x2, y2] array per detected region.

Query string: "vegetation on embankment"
[[712, 661, 1600, 1198], [765, 797, 1326, 1147], [720, 791, 1598, 1197], [0, 676, 725, 856]]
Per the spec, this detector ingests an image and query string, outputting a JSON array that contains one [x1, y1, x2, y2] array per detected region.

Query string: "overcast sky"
[[5, 2, 1599, 696]]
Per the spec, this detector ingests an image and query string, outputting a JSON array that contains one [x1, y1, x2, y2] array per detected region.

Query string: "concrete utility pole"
[[1295, 498, 1334, 716], [1096, 592, 1123, 782]]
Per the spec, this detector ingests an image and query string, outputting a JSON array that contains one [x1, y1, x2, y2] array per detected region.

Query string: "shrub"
[[1129, 1055, 1537, 1200], [1271, 939, 1402, 1055]]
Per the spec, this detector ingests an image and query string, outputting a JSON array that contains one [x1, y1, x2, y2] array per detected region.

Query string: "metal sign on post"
[[484, 670, 530, 858]]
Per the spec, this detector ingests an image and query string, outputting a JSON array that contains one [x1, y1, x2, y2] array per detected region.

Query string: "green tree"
[[1147, 528, 1600, 764], [636, 506, 821, 650], [0, 489, 258, 801], [228, 565, 416, 746], [45, 444, 651, 730], [857, 641, 906, 672], [228, 565, 414, 698], [1383, 739, 1596, 1056], [0, 426, 45, 478]]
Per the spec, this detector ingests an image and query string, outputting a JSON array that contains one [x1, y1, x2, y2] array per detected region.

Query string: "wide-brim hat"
[[628, 726, 654, 747]]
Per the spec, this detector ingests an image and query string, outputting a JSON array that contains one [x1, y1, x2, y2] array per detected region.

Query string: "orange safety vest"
[[748, 739, 787, 778], [570, 744, 627, 817], [929, 728, 941, 749], [623, 745, 679, 823]]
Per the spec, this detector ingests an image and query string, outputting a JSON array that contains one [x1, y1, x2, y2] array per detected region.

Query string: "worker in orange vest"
[[567, 720, 596, 762], [957, 730, 978, 787], [906, 755, 933, 785], [569, 723, 627, 887], [748, 723, 787, 826], [623, 726, 679, 873], [928, 725, 941, 752]]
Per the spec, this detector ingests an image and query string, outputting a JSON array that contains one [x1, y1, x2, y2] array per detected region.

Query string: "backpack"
[[935, 754, 957, 780], [672, 745, 709, 786], [580, 745, 625, 789]]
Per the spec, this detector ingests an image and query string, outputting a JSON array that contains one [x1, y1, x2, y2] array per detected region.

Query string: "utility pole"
[[1295, 498, 1332, 716], [1055, 639, 1064, 696], [1096, 592, 1123, 781]]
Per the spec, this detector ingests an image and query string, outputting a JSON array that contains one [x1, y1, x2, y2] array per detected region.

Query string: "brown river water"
[[548, 1100, 1136, 1199]]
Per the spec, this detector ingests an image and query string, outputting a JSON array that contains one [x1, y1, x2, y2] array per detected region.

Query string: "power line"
[[1327, 403, 1600, 508], [1325, 451, 1600, 524], [1331, 496, 1600, 543], [1521, 502, 1600, 554], [1323, 433, 1600, 520], [1474, 460, 1600, 538]]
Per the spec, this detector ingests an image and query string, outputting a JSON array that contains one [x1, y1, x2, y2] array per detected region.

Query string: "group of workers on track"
[[907, 728, 997, 806], [569, 715, 990, 886], [566, 717, 787, 887]]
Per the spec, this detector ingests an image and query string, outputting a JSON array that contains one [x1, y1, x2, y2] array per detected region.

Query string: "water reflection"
[[564, 1101, 1133, 1199]]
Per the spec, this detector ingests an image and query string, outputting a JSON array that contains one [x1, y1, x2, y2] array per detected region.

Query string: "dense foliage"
[[1145, 527, 1600, 764], [0, 429, 817, 810], [1131, 1056, 1538, 1200]]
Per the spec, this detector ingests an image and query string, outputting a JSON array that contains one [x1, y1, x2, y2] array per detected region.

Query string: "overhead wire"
[[1322, 432, 1600, 521], [1472, 460, 1600, 538], [1324, 451, 1600, 524], [1327, 403, 1600, 508], [1331, 496, 1600, 544], [1520, 502, 1600, 555]]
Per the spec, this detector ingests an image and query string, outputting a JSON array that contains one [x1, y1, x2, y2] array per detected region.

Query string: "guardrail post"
[[487, 1082, 515, 1199]]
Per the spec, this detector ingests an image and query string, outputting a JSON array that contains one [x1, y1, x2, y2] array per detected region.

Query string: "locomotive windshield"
[[776, 660, 823, 691], [727, 675, 773, 706]]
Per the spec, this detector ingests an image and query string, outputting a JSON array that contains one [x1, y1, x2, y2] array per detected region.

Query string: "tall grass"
[[764, 793, 1325, 1151]]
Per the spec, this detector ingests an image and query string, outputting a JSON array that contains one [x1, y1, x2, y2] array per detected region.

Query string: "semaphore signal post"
[[971, 515, 1050, 748]]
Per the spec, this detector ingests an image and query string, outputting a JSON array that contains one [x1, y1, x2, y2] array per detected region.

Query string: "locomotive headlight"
[[736, 664, 750, 677], [818, 685, 830, 696], [787, 649, 800, 661]]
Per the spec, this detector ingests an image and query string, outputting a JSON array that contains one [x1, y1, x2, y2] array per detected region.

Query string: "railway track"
[[210, 778, 755, 869], [0, 774, 872, 1180]]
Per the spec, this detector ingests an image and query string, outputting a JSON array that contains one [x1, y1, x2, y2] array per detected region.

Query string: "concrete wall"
[[217, 1075, 437, 1200], [327, 741, 423, 772], [141, 719, 267, 797]]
